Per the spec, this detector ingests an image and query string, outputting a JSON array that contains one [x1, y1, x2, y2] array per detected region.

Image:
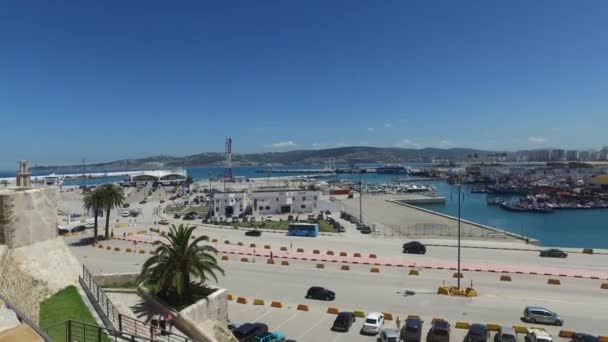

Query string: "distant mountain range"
[[32, 146, 502, 171]]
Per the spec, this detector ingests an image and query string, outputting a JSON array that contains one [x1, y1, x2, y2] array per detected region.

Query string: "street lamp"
[[359, 169, 363, 224], [457, 178, 462, 290]]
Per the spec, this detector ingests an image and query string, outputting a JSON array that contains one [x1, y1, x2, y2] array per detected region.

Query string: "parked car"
[[184, 212, 198, 220], [159, 199, 165, 204], [360, 226, 372, 234], [265, 216, 273, 221], [158, 219, 170, 225], [250, 216, 256, 222], [242, 216, 249, 223], [287, 215, 294, 221], [571, 333, 600, 342], [402, 241, 426, 254], [254, 331, 285, 342], [523, 306, 563, 325], [122, 203, 130, 208], [122, 211, 132, 217], [84, 223, 95, 229], [427, 319, 450, 342], [305, 286, 335, 301], [361, 312, 384, 335], [356, 223, 366, 230], [526, 328, 553, 342], [331, 312, 355, 332], [58, 228, 69, 236], [139, 200, 147, 204], [466, 324, 490, 342], [539, 249, 568, 258], [232, 217, 239, 223], [379, 328, 400, 342], [173, 213, 181, 219], [70, 225, 86, 233], [400, 316, 423, 342], [495, 326, 518, 342], [245, 229, 262, 237], [232, 323, 269, 342]]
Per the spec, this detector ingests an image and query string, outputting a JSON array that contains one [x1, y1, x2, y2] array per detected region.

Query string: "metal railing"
[[80, 265, 192, 342], [44, 319, 155, 342], [0, 291, 52, 341]]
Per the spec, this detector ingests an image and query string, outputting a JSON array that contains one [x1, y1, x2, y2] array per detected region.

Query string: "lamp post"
[[457, 179, 462, 290], [359, 169, 363, 224]]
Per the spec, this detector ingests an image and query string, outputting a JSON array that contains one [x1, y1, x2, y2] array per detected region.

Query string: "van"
[[523, 307, 563, 326]]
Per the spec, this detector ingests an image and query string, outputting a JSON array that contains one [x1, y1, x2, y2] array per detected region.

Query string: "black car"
[[427, 319, 450, 342], [572, 333, 600, 342], [183, 212, 198, 220], [245, 229, 262, 237], [360, 226, 372, 234], [403, 241, 426, 254], [539, 249, 568, 258], [305, 286, 335, 301], [58, 228, 69, 236], [465, 324, 490, 342], [70, 225, 86, 233], [401, 316, 424, 342], [173, 213, 181, 219], [287, 215, 294, 221], [332, 312, 355, 332], [232, 323, 268, 342]]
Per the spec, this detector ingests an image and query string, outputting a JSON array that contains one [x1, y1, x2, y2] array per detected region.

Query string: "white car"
[[84, 223, 95, 229], [362, 312, 384, 335]]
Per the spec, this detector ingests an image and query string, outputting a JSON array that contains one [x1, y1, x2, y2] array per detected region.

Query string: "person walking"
[[167, 313, 174, 333], [396, 315, 401, 331], [159, 315, 166, 335], [270, 251, 273, 261]]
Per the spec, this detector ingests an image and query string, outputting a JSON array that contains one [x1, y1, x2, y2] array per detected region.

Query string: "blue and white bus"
[[287, 223, 319, 237]]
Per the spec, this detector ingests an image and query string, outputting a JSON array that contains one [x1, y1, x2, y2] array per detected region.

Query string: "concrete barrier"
[[327, 251, 334, 255], [264, 245, 271, 249], [369, 254, 377, 258], [432, 318, 445, 323], [211, 239, 218, 243], [280, 247, 288, 251], [341, 265, 350, 271], [313, 249, 320, 254], [126, 248, 133, 253], [548, 279, 561, 285], [240, 257, 249, 262], [97, 244, 104, 249], [409, 269, 419, 276], [224, 240, 230, 244], [250, 243, 256, 248], [354, 310, 365, 318], [294, 248, 303, 253], [513, 326, 529, 334], [559, 330, 574, 338], [127, 232, 134, 236], [316, 263, 324, 269], [137, 229, 147, 234], [296, 304, 309, 312], [236, 297, 248, 304], [383, 312, 393, 321], [370, 267, 380, 273], [221, 256, 229, 261], [253, 299, 265, 306], [500, 275, 512, 282], [114, 247, 121, 252], [353, 252, 362, 257], [455, 322, 470, 329], [601, 283, 608, 289], [437, 286, 450, 295], [339, 252, 347, 257], [466, 288, 478, 297], [106, 246, 112, 250], [149, 250, 154, 255], [270, 301, 283, 308], [139, 250, 146, 254], [227, 294, 234, 301], [486, 324, 500, 332], [267, 259, 275, 264], [237, 242, 244, 246], [453, 272, 463, 279], [327, 307, 339, 314], [281, 260, 289, 266], [583, 248, 594, 254]]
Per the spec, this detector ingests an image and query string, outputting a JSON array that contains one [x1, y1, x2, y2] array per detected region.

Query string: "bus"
[[287, 223, 319, 237]]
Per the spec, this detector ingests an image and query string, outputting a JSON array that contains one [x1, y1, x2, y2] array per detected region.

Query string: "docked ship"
[[376, 165, 409, 174]]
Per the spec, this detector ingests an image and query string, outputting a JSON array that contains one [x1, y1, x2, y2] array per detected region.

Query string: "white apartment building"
[[252, 190, 321, 215], [213, 191, 249, 217]]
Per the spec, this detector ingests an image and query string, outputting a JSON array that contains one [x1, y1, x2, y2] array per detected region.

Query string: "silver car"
[[523, 306, 564, 326], [379, 328, 399, 342], [495, 326, 518, 342]]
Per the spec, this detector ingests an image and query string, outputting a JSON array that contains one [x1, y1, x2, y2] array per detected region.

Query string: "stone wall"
[[0, 187, 58, 248], [93, 272, 139, 288], [180, 286, 228, 325]]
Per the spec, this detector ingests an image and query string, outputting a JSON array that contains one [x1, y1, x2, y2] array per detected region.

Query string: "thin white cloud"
[[394, 139, 421, 149], [528, 136, 546, 144], [335, 142, 347, 147], [439, 140, 453, 147], [311, 142, 327, 149], [384, 122, 393, 128], [269, 140, 296, 148], [367, 127, 375, 132]]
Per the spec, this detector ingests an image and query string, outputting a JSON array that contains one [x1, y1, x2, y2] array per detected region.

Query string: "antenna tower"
[[224, 137, 233, 181]]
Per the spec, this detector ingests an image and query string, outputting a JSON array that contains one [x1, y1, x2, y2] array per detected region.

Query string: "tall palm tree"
[[82, 188, 104, 240], [98, 184, 125, 239], [137, 224, 224, 304]]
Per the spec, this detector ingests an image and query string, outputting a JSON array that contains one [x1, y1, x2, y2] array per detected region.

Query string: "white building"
[[252, 189, 321, 215], [213, 191, 249, 217]]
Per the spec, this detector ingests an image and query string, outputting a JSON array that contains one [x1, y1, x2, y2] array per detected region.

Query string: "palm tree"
[[137, 224, 224, 304], [98, 184, 125, 239], [83, 188, 104, 240]]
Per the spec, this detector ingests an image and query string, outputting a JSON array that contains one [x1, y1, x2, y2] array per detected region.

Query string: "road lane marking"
[[297, 313, 329, 340], [274, 311, 300, 330]]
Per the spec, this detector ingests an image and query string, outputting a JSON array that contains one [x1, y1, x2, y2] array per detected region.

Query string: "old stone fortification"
[[0, 187, 58, 248], [0, 238, 81, 323]]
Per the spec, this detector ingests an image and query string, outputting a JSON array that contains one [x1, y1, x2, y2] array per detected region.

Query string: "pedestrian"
[[167, 313, 173, 333], [159, 315, 166, 334], [123, 232, 126, 238], [396, 315, 401, 331], [150, 316, 158, 339], [270, 251, 273, 260]]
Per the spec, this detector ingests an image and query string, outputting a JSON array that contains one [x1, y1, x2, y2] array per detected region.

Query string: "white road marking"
[[274, 311, 300, 330], [297, 313, 329, 340]]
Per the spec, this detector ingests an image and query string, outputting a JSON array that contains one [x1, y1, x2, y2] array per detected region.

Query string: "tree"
[[137, 224, 224, 304], [83, 188, 105, 240], [98, 184, 125, 239], [185, 176, 194, 186]]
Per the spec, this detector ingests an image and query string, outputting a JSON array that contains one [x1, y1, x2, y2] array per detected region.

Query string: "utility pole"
[[457, 179, 462, 290], [359, 169, 363, 224], [82, 158, 86, 178]]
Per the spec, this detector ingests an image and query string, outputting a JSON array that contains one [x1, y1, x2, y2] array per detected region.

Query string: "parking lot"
[[227, 301, 570, 342]]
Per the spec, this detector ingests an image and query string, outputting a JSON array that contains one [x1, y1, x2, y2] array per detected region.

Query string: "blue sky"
[[1, 1, 608, 169]]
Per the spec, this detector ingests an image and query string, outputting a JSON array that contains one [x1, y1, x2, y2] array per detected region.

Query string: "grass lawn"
[[40, 286, 109, 341], [232, 220, 334, 233]]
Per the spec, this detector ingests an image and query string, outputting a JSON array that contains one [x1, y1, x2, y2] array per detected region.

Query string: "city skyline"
[[2, 1, 608, 169]]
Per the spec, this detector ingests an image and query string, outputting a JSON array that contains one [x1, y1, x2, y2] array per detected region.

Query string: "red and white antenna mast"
[[224, 137, 233, 181]]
